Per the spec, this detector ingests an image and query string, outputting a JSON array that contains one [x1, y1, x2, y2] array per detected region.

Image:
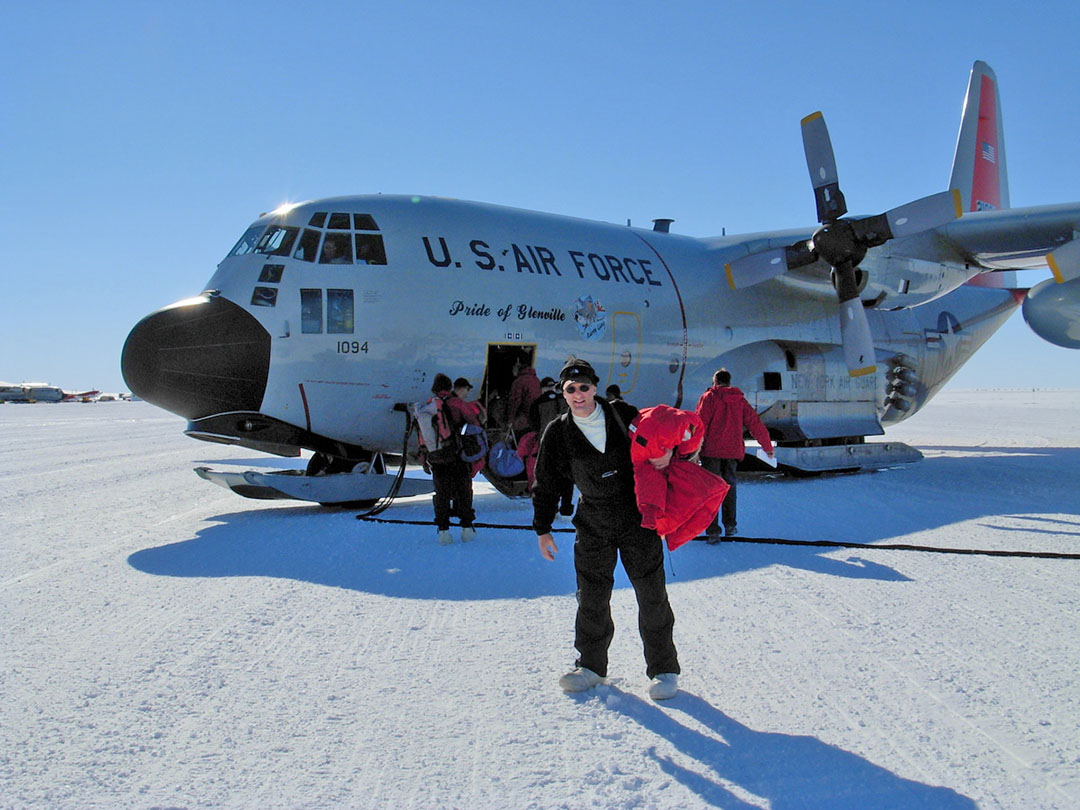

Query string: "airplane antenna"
[[652, 218, 673, 233]]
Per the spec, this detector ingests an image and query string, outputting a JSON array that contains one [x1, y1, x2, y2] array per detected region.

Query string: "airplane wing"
[[935, 202, 1080, 271]]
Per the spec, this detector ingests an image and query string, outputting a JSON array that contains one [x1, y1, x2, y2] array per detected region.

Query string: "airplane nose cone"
[[121, 294, 271, 419]]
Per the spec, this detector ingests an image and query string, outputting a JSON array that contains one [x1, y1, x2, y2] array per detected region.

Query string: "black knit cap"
[[558, 358, 599, 387]]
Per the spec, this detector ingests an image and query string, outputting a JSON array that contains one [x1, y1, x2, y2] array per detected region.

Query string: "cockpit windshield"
[[226, 210, 387, 265], [227, 224, 267, 258], [256, 226, 300, 257]]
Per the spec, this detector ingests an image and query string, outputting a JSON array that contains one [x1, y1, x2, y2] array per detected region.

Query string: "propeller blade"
[[881, 189, 963, 239], [725, 248, 788, 290], [801, 111, 847, 223], [838, 298, 877, 378], [1047, 238, 1080, 283], [724, 242, 817, 291]]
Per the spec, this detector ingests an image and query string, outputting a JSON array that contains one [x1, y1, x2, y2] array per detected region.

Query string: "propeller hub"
[[810, 220, 868, 269]]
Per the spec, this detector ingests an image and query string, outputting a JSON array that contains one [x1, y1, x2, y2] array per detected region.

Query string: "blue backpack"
[[459, 423, 489, 463]]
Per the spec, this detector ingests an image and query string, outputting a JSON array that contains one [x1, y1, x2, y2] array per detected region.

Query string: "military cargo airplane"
[[122, 60, 1080, 505], [0, 382, 65, 403]]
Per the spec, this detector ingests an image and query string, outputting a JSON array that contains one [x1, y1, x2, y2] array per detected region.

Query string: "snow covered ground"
[[2, 391, 1078, 809]]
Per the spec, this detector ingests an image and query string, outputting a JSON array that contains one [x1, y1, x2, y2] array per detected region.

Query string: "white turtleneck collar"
[[572, 403, 606, 453]]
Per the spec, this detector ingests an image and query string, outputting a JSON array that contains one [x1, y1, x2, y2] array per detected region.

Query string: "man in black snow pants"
[[532, 359, 680, 701]]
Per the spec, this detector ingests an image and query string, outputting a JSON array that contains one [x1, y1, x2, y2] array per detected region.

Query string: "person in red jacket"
[[507, 355, 541, 432], [695, 369, 775, 541]]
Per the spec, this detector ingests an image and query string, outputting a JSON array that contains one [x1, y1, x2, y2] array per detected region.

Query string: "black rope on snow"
[[357, 515, 575, 533], [354, 515, 1080, 560]]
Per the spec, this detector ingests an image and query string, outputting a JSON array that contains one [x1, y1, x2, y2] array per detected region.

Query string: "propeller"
[[725, 111, 963, 377]]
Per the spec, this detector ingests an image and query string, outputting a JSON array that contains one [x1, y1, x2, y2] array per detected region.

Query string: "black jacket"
[[532, 398, 639, 535]]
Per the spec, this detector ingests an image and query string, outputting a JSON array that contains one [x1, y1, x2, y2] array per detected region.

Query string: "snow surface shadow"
[[126, 499, 910, 599], [598, 688, 976, 809], [130, 444, 1080, 598], [979, 514, 1080, 537], [746, 446, 1080, 545]]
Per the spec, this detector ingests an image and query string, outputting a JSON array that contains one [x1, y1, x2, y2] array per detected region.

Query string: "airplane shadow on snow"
[[593, 688, 976, 809], [128, 447, 1080, 601]]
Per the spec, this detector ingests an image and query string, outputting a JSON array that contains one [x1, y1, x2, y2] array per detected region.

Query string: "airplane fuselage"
[[123, 194, 1020, 461]]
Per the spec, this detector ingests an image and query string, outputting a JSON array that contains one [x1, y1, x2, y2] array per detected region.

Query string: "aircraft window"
[[309, 212, 327, 227], [354, 213, 379, 231], [228, 224, 266, 257], [320, 232, 354, 264], [258, 264, 284, 283], [355, 234, 387, 265], [294, 229, 322, 262], [763, 372, 783, 391], [327, 289, 354, 333], [328, 212, 351, 229], [251, 287, 278, 307], [301, 289, 323, 333], [256, 225, 299, 257]]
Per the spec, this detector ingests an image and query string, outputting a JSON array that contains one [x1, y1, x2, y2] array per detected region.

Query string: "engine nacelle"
[[860, 254, 978, 310], [1022, 276, 1080, 349]]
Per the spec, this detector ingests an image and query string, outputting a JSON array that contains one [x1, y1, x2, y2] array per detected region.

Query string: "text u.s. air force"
[[422, 236, 664, 287]]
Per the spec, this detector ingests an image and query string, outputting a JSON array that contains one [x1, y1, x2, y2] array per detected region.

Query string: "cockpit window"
[[354, 214, 379, 231], [355, 234, 387, 265], [308, 212, 327, 227], [327, 289, 354, 333], [228, 224, 266, 257], [320, 232, 353, 264], [301, 289, 323, 333], [293, 228, 322, 262], [258, 263, 284, 283], [256, 225, 299, 257], [328, 212, 351, 229], [251, 287, 278, 307]]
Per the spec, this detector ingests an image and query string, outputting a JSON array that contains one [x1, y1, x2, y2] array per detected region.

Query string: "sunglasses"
[[563, 383, 594, 394]]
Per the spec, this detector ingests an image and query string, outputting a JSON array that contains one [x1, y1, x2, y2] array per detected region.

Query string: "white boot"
[[461, 526, 477, 542], [648, 673, 679, 701], [437, 529, 453, 546], [559, 667, 603, 692]]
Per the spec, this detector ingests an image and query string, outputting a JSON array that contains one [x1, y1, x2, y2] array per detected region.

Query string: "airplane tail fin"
[[950, 61, 1010, 213]]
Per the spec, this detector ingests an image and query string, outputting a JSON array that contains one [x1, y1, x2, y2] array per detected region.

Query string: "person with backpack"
[[452, 377, 489, 477], [422, 373, 479, 546], [531, 359, 681, 701]]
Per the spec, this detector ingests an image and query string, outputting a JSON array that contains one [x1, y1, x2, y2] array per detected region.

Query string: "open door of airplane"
[[480, 343, 537, 429]]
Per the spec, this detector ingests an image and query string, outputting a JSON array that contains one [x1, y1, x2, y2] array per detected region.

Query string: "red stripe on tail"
[[970, 75, 1000, 211]]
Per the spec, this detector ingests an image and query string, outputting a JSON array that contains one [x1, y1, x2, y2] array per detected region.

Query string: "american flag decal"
[[981, 141, 996, 163]]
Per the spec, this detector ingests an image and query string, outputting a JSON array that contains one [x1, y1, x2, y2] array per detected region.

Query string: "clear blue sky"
[[4, 1, 1078, 393]]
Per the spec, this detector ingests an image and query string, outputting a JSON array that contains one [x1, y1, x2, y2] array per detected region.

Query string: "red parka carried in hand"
[[628, 404, 729, 551]]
